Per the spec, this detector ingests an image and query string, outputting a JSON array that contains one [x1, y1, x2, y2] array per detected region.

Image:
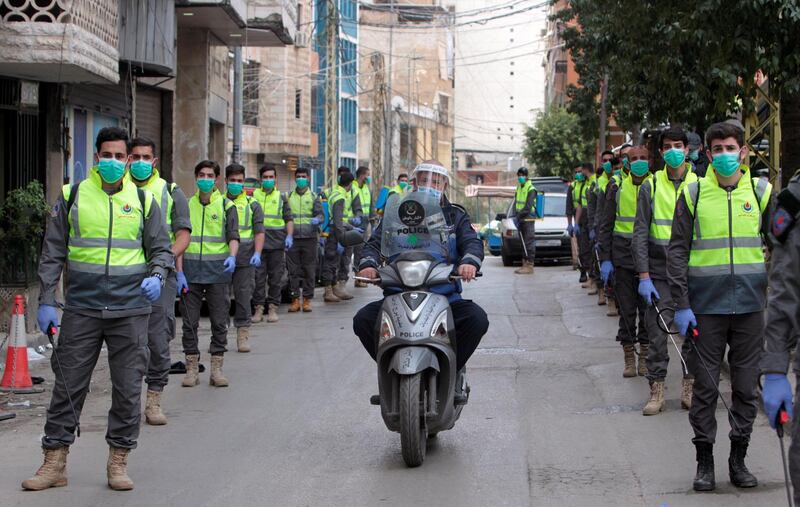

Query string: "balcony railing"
[[0, 0, 118, 49]]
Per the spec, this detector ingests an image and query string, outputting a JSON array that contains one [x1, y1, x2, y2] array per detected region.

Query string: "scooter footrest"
[[369, 394, 380, 405], [454, 393, 468, 406]]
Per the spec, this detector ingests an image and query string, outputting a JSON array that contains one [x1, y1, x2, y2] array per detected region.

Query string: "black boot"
[[693, 443, 715, 491], [729, 438, 758, 488], [579, 270, 587, 283]]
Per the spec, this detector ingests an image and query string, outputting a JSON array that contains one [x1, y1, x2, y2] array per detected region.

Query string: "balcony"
[[177, 0, 295, 47], [0, 0, 120, 84]]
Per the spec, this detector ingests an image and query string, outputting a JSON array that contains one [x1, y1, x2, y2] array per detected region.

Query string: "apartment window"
[[296, 2, 302, 30], [555, 60, 568, 73], [243, 61, 260, 126], [437, 94, 450, 124], [295, 89, 302, 119]]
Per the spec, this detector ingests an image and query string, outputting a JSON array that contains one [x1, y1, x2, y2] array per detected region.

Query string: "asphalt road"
[[0, 258, 791, 506]]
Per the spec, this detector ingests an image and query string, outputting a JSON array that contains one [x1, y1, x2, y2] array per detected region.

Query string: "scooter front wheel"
[[399, 372, 427, 467]]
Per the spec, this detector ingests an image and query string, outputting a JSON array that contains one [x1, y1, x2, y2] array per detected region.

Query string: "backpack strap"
[[65, 181, 81, 214]]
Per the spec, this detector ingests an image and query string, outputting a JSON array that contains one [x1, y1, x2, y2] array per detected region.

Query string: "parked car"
[[478, 220, 502, 256], [497, 192, 570, 266]]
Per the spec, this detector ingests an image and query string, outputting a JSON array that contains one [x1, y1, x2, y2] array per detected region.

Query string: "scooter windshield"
[[380, 191, 449, 260]]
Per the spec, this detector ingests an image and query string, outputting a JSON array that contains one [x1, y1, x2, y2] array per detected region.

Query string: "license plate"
[[536, 239, 561, 247]]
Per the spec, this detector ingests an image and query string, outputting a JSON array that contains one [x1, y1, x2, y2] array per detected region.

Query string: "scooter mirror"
[[341, 229, 365, 247]]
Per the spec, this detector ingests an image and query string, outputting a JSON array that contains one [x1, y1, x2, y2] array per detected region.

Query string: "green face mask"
[[712, 152, 741, 177], [663, 148, 686, 168], [130, 160, 154, 181], [366, 176, 372, 184], [602, 161, 612, 174], [97, 158, 127, 184], [296, 177, 309, 189], [262, 179, 276, 190], [399, 181, 408, 190], [689, 149, 699, 161], [197, 178, 215, 193], [630, 160, 650, 177], [227, 182, 243, 196], [575, 173, 586, 182], [623, 158, 630, 170], [613, 169, 622, 177], [518, 176, 527, 184]]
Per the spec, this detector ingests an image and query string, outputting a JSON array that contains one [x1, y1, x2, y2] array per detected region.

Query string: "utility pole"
[[232, 46, 243, 164], [383, 0, 394, 187], [370, 52, 386, 192], [324, 0, 339, 188]]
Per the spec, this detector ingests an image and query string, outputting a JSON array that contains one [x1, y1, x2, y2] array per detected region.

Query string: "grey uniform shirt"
[[761, 174, 800, 374], [235, 199, 265, 266], [598, 179, 635, 270], [632, 175, 688, 280], [38, 186, 173, 318]]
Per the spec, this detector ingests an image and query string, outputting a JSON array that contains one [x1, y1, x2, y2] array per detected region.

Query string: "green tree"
[[523, 108, 594, 179]]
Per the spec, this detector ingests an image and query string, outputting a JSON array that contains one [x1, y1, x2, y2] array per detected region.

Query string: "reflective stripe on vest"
[[329, 185, 354, 219], [63, 168, 150, 309], [185, 190, 231, 260], [289, 189, 316, 225], [683, 167, 771, 311], [515, 181, 535, 213], [254, 188, 285, 230], [614, 175, 650, 238], [230, 193, 254, 243], [648, 166, 698, 246], [139, 173, 175, 242], [357, 182, 371, 211]]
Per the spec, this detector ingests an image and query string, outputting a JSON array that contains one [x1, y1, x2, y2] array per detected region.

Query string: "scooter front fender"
[[388, 346, 440, 375]]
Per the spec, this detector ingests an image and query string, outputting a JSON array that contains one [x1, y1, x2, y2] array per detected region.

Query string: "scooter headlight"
[[396, 260, 432, 288], [430, 310, 449, 344], [379, 311, 395, 346]]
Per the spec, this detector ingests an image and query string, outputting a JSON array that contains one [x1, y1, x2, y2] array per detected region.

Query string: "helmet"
[[517, 167, 529, 177], [411, 160, 450, 184]]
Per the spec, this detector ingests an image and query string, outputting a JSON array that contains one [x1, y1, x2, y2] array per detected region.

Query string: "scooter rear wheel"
[[399, 373, 427, 467]]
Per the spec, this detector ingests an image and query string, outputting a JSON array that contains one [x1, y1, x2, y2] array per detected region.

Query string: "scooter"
[[357, 251, 478, 467]]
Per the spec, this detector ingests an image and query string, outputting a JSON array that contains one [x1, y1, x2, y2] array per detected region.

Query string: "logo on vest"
[[122, 203, 132, 214], [211, 214, 219, 220], [742, 201, 753, 213]]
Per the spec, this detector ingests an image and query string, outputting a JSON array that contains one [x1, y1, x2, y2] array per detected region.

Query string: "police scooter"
[[355, 191, 477, 467]]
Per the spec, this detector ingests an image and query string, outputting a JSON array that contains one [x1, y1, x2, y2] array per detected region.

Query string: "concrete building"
[[356, 0, 455, 188], [447, 0, 547, 188]]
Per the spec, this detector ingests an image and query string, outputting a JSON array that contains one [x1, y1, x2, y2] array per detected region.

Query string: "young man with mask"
[[566, 164, 581, 274], [26, 127, 172, 491], [574, 163, 595, 287], [182, 161, 239, 388], [513, 167, 537, 274], [588, 151, 614, 305], [128, 137, 191, 426], [667, 121, 773, 492], [286, 167, 324, 312], [598, 146, 651, 378], [225, 164, 265, 352], [354, 161, 488, 392], [374, 173, 410, 215], [323, 171, 358, 302], [687, 132, 709, 177], [353, 166, 374, 287], [252, 164, 294, 323], [633, 127, 698, 415]]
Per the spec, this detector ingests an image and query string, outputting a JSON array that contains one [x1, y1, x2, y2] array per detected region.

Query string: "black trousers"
[[353, 298, 489, 370], [253, 248, 285, 306], [287, 237, 318, 298], [612, 267, 648, 345], [689, 312, 763, 445], [519, 221, 536, 262], [577, 221, 592, 276]]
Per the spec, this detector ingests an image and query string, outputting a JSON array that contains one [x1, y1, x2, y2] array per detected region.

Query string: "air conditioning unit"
[[295, 32, 309, 48]]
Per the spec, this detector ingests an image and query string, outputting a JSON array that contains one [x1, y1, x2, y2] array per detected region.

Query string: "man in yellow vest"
[[25, 127, 173, 491], [323, 171, 359, 302], [513, 167, 537, 274], [667, 121, 773, 492], [597, 146, 651, 379], [573, 163, 595, 287], [353, 166, 374, 288], [286, 167, 324, 312], [633, 127, 698, 415], [374, 173, 410, 215], [251, 164, 294, 323], [181, 161, 239, 389], [588, 151, 614, 304], [325, 166, 363, 301], [224, 164, 265, 352], [127, 137, 192, 426], [566, 166, 580, 272]]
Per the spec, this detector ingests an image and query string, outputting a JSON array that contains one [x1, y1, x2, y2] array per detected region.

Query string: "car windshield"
[[380, 191, 450, 260]]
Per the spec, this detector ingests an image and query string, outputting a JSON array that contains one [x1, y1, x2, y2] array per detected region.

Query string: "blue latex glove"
[[349, 216, 362, 226], [589, 228, 596, 241], [600, 260, 614, 284], [37, 304, 59, 334], [573, 224, 581, 237], [250, 252, 262, 267], [141, 276, 162, 302], [763, 374, 795, 428], [336, 243, 345, 255], [285, 235, 294, 250], [176, 272, 189, 295], [310, 217, 321, 226], [223, 255, 236, 274], [567, 224, 574, 236], [637, 277, 660, 305], [674, 308, 697, 336], [319, 236, 327, 247]]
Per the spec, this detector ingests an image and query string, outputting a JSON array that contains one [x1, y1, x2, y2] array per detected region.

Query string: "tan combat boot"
[[144, 390, 167, 425], [181, 354, 200, 387], [107, 446, 134, 491], [302, 298, 313, 312], [237, 327, 250, 353], [209, 355, 229, 387], [637, 344, 649, 376], [587, 279, 598, 295], [252, 305, 265, 323], [606, 298, 618, 316], [288, 298, 301, 313], [324, 285, 340, 303], [681, 376, 694, 410], [333, 281, 353, 300], [622, 345, 637, 378], [514, 260, 534, 274], [597, 288, 607, 306], [643, 380, 665, 416], [267, 304, 279, 323], [21, 447, 69, 490]]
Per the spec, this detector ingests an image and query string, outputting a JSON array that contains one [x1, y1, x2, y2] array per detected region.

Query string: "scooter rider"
[[353, 160, 489, 372]]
